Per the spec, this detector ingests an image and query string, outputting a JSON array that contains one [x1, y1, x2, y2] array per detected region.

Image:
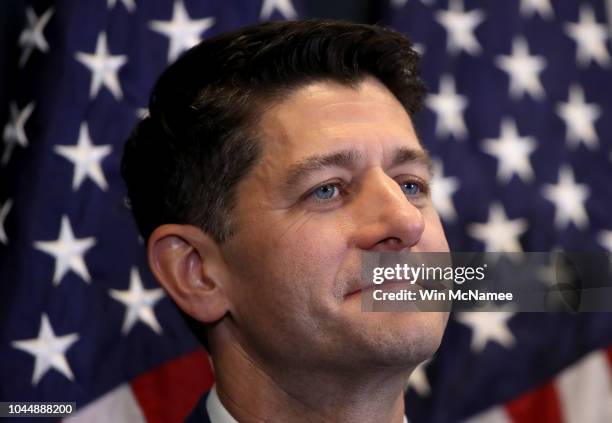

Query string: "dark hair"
[[121, 19, 425, 244], [121, 19, 425, 350]]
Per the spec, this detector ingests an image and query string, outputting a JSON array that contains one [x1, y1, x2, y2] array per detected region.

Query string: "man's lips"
[[344, 276, 450, 298], [344, 280, 421, 298]]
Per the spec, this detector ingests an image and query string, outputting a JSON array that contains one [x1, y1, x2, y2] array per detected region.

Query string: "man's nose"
[[351, 169, 425, 252]]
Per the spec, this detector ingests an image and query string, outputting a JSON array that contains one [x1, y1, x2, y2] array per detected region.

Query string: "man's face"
[[218, 77, 449, 372]]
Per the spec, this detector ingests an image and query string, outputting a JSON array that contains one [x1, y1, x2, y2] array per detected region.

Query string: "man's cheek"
[[422, 214, 449, 251], [264, 211, 318, 247]]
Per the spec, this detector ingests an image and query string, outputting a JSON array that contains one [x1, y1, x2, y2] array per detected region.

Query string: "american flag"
[[0, 0, 302, 421], [1, 0, 612, 422], [383, 0, 612, 422]]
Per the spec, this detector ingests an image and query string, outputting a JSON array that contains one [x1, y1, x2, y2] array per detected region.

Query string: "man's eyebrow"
[[391, 147, 433, 176], [284, 150, 362, 190], [282, 146, 433, 193]]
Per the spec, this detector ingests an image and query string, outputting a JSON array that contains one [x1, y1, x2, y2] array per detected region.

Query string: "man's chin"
[[336, 308, 448, 369]]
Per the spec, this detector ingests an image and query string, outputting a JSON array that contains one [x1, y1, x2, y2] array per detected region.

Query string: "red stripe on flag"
[[505, 382, 563, 423], [131, 349, 215, 423]]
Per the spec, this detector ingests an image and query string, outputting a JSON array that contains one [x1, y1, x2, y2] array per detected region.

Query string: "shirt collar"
[[206, 385, 239, 423], [206, 384, 409, 423]]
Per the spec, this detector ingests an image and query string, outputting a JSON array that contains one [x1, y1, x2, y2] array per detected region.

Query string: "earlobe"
[[147, 224, 230, 324]]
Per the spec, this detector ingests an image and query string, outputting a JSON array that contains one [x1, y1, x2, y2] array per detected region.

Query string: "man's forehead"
[[269, 77, 407, 120], [254, 78, 421, 164]]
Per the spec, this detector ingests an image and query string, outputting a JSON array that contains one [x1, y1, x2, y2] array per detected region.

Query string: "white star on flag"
[[542, 165, 590, 230], [54, 123, 112, 191], [109, 268, 165, 335], [496, 36, 546, 100], [412, 42, 426, 56], [481, 117, 536, 184], [260, 0, 298, 20], [431, 159, 460, 222], [519, 0, 554, 19], [597, 230, 612, 252], [556, 84, 601, 150], [107, 0, 135, 12], [18, 6, 54, 67], [2, 101, 35, 165], [435, 0, 484, 56], [33, 216, 96, 285], [149, 0, 215, 63], [0, 199, 12, 245], [455, 312, 516, 353], [564, 5, 611, 68], [136, 108, 149, 119], [426, 74, 468, 140], [12, 314, 79, 385], [468, 203, 528, 252], [535, 248, 572, 289], [75, 32, 127, 100]]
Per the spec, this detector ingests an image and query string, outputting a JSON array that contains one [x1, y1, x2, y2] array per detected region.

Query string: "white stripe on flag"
[[64, 383, 146, 423], [556, 350, 612, 423], [463, 406, 511, 423]]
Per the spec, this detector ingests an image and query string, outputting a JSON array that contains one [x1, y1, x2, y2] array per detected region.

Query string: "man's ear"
[[147, 224, 230, 324]]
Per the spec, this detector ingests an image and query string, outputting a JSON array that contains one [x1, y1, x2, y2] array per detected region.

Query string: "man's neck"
[[209, 326, 412, 423]]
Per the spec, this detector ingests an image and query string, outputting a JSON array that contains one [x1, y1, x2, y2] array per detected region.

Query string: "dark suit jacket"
[[185, 391, 212, 423]]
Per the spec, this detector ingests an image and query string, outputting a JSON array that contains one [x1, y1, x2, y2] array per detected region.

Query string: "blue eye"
[[401, 181, 421, 197], [313, 184, 338, 200]]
